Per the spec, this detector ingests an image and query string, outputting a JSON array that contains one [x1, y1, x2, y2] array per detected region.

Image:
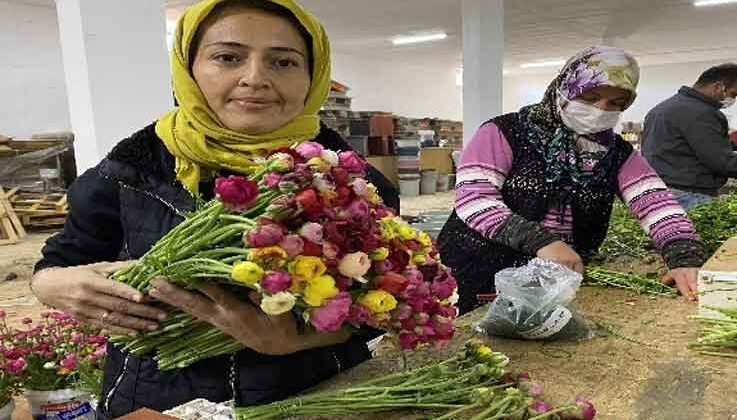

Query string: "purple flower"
[[263, 172, 282, 190], [295, 141, 325, 160], [245, 224, 284, 248], [261, 271, 293, 294], [279, 234, 304, 258], [338, 151, 367, 175], [347, 304, 371, 327]]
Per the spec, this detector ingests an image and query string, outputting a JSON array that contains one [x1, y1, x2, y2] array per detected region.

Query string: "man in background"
[[642, 64, 737, 209]]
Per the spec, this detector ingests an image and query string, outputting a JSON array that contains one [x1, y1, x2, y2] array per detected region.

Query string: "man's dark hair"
[[695, 64, 737, 88]]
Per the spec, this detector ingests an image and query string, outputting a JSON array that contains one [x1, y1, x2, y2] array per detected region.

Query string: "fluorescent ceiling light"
[[694, 0, 737, 5], [520, 60, 566, 69], [392, 32, 447, 46]]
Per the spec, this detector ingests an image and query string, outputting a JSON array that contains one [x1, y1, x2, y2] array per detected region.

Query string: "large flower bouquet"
[[111, 143, 458, 370], [0, 310, 107, 392]]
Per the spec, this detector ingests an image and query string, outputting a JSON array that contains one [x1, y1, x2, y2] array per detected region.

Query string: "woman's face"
[[192, 8, 311, 134], [574, 86, 631, 111]]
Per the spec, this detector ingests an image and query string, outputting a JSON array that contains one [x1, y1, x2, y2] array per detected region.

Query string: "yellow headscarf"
[[155, 0, 331, 195]]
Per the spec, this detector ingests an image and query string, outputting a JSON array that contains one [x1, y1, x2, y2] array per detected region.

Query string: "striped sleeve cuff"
[[661, 238, 707, 269]]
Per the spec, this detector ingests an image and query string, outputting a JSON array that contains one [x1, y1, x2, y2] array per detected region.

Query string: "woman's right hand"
[[31, 262, 168, 336], [536, 240, 585, 274]]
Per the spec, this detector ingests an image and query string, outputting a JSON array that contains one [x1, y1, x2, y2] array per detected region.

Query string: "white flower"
[[338, 252, 371, 280], [448, 289, 459, 305], [321, 149, 339, 167], [43, 362, 57, 370], [260, 292, 297, 316]]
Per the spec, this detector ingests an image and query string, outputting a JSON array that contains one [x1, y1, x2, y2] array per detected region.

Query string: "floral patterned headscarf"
[[520, 46, 640, 185]]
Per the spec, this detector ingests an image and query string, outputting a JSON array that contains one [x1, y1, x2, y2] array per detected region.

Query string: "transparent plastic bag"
[[475, 258, 594, 341]]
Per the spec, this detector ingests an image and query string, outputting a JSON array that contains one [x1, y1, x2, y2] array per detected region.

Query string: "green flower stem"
[[527, 404, 578, 420], [467, 397, 514, 420]]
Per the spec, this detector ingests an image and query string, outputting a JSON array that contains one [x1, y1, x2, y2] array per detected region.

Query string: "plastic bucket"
[[436, 174, 450, 192], [24, 389, 94, 420], [420, 170, 438, 195], [398, 174, 421, 197], [0, 399, 14, 420]]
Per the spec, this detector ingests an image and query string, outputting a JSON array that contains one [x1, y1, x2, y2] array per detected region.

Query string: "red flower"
[[331, 167, 350, 186], [295, 188, 323, 216], [377, 272, 409, 294], [398, 330, 419, 350], [214, 176, 259, 211], [334, 186, 354, 207], [387, 246, 410, 273], [301, 240, 323, 257]]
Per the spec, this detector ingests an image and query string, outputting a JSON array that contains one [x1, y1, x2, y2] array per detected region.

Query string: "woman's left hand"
[[661, 267, 699, 302], [148, 279, 350, 355]]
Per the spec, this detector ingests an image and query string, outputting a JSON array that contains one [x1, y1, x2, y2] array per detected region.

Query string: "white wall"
[[332, 52, 463, 121], [0, 1, 70, 138], [502, 59, 737, 130]]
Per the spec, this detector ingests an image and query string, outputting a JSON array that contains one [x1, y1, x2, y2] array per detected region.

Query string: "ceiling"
[[15, 0, 737, 72]]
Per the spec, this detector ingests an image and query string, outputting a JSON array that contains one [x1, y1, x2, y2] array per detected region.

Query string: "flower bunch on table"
[[111, 142, 458, 370]]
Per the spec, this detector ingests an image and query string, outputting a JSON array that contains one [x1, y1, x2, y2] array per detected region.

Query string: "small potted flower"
[[0, 310, 22, 420], [0, 310, 106, 419]]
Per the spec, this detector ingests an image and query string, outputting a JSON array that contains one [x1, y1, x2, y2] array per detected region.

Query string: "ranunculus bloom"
[[338, 252, 371, 280], [307, 157, 332, 173], [322, 242, 340, 260], [431, 275, 458, 300], [6, 358, 27, 374], [295, 188, 323, 215], [288, 256, 327, 282], [303, 274, 339, 307], [267, 152, 295, 173], [279, 234, 304, 258], [338, 151, 367, 174], [392, 303, 413, 321], [529, 401, 553, 415], [432, 317, 455, 340], [295, 141, 324, 159], [519, 380, 545, 398], [87, 335, 107, 345], [231, 261, 265, 286], [313, 173, 336, 194], [245, 224, 284, 248], [263, 172, 282, 190], [321, 149, 339, 166], [347, 198, 370, 221], [248, 246, 288, 270], [377, 272, 409, 294], [334, 186, 353, 207], [358, 290, 398, 314], [398, 330, 419, 350], [214, 176, 259, 211], [331, 167, 350, 186], [347, 304, 372, 327], [374, 260, 394, 274], [260, 291, 297, 315], [70, 332, 82, 344], [301, 240, 324, 257], [351, 178, 368, 197], [60, 353, 79, 370], [299, 222, 324, 244], [310, 292, 351, 333], [261, 271, 293, 294]]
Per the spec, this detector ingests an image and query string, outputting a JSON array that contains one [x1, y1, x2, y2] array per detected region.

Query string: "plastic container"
[[420, 170, 438, 195], [25, 389, 94, 420], [436, 174, 450, 192], [0, 399, 14, 420], [448, 174, 457, 189], [398, 174, 421, 197]]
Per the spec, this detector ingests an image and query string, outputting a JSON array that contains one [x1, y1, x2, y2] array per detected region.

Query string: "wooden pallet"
[[0, 187, 27, 245], [6, 189, 68, 229]]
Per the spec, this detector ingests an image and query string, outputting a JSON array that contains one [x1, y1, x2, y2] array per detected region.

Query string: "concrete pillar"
[[55, 0, 172, 173], [462, 0, 504, 145]]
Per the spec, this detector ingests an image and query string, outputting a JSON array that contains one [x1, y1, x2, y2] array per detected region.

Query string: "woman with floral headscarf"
[[31, 0, 397, 417], [439, 46, 705, 314]]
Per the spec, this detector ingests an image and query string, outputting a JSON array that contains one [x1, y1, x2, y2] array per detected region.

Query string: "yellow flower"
[[248, 246, 288, 270], [370, 247, 389, 261], [417, 231, 432, 248], [366, 184, 381, 205], [303, 274, 339, 307], [379, 217, 399, 241], [231, 261, 265, 286], [358, 290, 398, 314], [288, 256, 327, 281], [413, 254, 428, 265], [397, 224, 416, 241], [306, 157, 332, 173], [476, 346, 493, 358]]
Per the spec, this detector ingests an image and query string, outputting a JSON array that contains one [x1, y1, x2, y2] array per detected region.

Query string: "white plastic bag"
[[475, 258, 593, 341], [24, 389, 94, 420]]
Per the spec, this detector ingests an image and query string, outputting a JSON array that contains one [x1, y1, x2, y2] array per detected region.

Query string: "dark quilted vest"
[[438, 113, 633, 313]]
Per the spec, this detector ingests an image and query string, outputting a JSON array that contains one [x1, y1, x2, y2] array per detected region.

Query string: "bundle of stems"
[[689, 305, 737, 359], [584, 266, 677, 297]]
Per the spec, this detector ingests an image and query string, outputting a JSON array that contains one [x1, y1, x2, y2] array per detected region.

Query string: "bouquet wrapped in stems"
[[110, 143, 459, 370]]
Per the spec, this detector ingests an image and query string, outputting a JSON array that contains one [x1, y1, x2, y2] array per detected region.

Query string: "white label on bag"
[[518, 306, 573, 339]]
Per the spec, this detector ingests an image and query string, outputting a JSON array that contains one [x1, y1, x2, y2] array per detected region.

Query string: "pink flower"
[[414, 324, 436, 341], [347, 304, 371, 327], [310, 292, 352, 333], [215, 176, 259, 211], [338, 151, 367, 175], [6, 358, 27, 374], [338, 252, 371, 280], [436, 305, 458, 319], [60, 353, 79, 370], [299, 223, 324, 244], [263, 173, 282, 190], [373, 260, 394, 274], [351, 178, 368, 197], [4, 348, 23, 360], [322, 242, 341, 260], [347, 199, 370, 220], [432, 317, 455, 340], [392, 304, 413, 321], [88, 345, 107, 361], [279, 235, 304, 258], [295, 141, 325, 160], [520, 381, 545, 398], [70, 332, 83, 344], [398, 331, 419, 350], [414, 312, 430, 325], [245, 224, 284, 248], [87, 335, 107, 345], [529, 401, 553, 415], [431, 275, 457, 300], [261, 271, 293, 294]]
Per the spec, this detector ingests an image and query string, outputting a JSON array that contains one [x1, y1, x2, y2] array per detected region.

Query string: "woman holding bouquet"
[[31, 0, 398, 417], [439, 46, 707, 314]]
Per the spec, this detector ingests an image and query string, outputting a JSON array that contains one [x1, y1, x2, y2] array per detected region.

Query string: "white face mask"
[[721, 96, 736, 109], [557, 93, 622, 135]]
